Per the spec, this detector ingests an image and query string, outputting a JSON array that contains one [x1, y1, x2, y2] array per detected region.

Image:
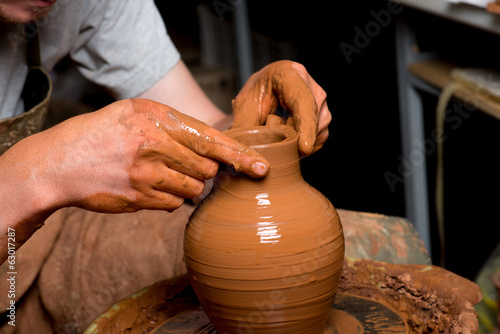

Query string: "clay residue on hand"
[[230, 60, 319, 156], [338, 258, 482, 333], [141, 105, 269, 178]]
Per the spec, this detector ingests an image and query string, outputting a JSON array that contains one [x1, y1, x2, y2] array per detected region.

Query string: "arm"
[[0, 99, 269, 263], [231, 60, 331, 156], [138, 60, 331, 156], [0, 59, 328, 262], [138, 60, 233, 131]]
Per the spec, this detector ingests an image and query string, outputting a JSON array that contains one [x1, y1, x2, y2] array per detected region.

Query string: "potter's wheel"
[[149, 291, 407, 334], [86, 259, 483, 334], [85, 274, 408, 334]]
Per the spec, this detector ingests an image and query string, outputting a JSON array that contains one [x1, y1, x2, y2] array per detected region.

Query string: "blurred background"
[[48, 0, 500, 282]]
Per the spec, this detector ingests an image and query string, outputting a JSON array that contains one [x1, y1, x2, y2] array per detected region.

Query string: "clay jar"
[[184, 125, 345, 333]]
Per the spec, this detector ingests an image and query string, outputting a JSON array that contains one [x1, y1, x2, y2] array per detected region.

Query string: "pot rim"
[[223, 125, 298, 149]]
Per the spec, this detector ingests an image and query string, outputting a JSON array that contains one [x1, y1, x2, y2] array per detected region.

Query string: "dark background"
[[151, 0, 500, 280], [142, 1, 500, 280], [154, 0, 404, 221]]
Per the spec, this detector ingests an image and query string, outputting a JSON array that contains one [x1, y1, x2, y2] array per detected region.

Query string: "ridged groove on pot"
[[184, 125, 345, 334]]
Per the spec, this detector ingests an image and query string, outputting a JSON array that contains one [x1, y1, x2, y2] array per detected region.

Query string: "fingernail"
[[251, 161, 269, 177]]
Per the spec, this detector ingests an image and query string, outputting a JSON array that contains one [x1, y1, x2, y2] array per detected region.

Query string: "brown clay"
[[325, 310, 363, 333], [83, 275, 198, 334], [230, 60, 321, 155], [339, 258, 483, 333], [85, 259, 482, 333], [184, 125, 345, 333]]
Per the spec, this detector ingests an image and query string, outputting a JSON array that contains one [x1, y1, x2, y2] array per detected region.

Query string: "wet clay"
[[136, 98, 269, 179], [86, 258, 481, 333], [339, 258, 483, 333], [148, 300, 372, 334], [230, 60, 319, 155], [325, 310, 363, 333], [184, 125, 345, 333], [86, 274, 408, 334], [83, 275, 198, 334]]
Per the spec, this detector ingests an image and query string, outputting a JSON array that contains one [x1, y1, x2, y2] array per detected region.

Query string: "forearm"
[[137, 60, 233, 131], [0, 96, 268, 264], [0, 133, 59, 263]]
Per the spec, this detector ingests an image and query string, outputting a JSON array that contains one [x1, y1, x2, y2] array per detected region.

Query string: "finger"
[[318, 100, 332, 132], [289, 63, 331, 156], [131, 158, 207, 198], [153, 136, 220, 181], [311, 127, 329, 155], [135, 191, 185, 212], [184, 125, 269, 178], [234, 63, 319, 155], [278, 74, 318, 156], [309, 103, 331, 155], [159, 108, 270, 178], [149, 166, 207, 199], [230, 93, 278, 129], [77, 187, 185, 213], [133, 99, 270, 178], [230, 84, 279, 129], [265, 114, 284, 127]]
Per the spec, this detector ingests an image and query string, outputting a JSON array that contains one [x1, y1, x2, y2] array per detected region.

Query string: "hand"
[[1, 99, 269, 218], [487, 1, 500, 14], [230, 60, 331, 156], [0, 98, 270, 263]]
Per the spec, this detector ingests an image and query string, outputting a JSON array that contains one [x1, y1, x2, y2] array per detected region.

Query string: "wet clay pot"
[[184, 125, 345, 333]]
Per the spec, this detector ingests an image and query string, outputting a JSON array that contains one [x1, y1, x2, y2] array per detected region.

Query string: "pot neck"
[[216, 126, 303, 191]]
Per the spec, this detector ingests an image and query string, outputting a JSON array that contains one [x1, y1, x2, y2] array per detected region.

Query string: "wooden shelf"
[[408, 59, 500, 121]]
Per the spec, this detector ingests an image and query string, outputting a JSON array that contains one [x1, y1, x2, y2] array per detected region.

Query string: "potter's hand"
[[0, 99, 269, 263], [231, 60, 331, 156], [1, 99, 269, 218], [487, 1, 500, 14], [57, 99, 270, 212]]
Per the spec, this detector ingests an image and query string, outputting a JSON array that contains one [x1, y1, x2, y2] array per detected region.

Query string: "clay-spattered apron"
[[0, 23, 52, 155]]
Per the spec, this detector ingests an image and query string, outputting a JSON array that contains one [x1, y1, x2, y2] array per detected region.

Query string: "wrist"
[[0, 132, 61, 232]]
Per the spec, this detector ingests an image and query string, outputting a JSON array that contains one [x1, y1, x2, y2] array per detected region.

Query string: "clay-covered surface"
[[86, 258, 482, 334], [148, 293, 409, 334], [86, 276, 409, 334], [339, 258, 482, 334], [84, 275, 198, 334]]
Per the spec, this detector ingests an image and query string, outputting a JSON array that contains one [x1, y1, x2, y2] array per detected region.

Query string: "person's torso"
[[0, 2, 84, 119]]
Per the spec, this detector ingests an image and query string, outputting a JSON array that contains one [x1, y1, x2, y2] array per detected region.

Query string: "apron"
[[0, 23, 52, 155], [0, 24, 57, 331]]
